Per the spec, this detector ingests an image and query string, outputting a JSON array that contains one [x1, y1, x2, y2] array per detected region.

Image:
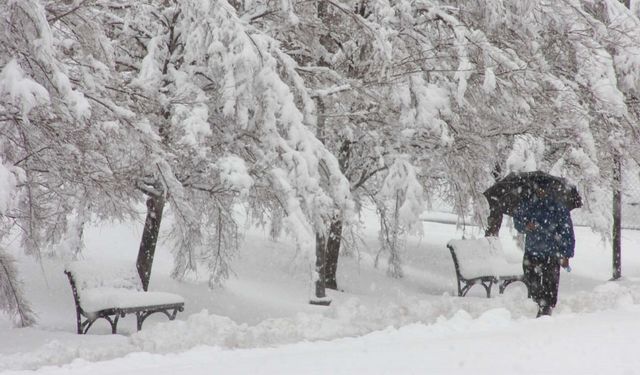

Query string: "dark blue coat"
[[513, 195, 575, 258]]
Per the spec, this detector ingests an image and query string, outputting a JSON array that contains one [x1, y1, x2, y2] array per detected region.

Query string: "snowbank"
[[5, 279, 640, 371]]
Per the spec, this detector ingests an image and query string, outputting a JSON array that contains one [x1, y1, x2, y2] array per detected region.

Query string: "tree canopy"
[[1, 0, 640, 325]]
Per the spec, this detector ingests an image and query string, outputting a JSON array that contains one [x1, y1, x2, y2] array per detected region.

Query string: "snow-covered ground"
[[2, 207, 640, 374]]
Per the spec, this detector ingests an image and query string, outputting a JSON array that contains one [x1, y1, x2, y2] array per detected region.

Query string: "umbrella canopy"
[[483, 171, 582, 236]]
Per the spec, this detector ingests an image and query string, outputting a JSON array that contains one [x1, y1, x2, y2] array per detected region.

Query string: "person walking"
[[513, 186, 575, 317]]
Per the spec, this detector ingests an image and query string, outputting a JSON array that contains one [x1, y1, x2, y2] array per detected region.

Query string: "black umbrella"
[[483, 171, 582, 236]]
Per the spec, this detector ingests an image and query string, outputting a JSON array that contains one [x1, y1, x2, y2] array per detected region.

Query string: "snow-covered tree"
[[93, 0, 353, 288], [0, 0, 143, 324], [448, 0, 640, 274], [4, 0, 640, 305]]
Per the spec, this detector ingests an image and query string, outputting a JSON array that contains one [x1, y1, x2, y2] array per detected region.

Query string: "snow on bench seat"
[[80, 287, 184, 314], [64, 261, 184, 334], [447, 237, 525, 298]]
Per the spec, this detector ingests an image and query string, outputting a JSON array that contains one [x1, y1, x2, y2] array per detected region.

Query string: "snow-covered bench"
[[447, 237, 525, 298], [64, 261, 184, 334]]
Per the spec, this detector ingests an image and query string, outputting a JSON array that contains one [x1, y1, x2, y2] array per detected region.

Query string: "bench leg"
[[499, 281, 507, 294], [499, 279, 529, 296], [136, 311, 145, 331], [136, 306, 184, 330], [481, 280, 493, 298], [76, 314, 83, 334], [460, 282, 472, 297], [463, 279, 493, 298], [460, 280, 493, 297], [78, 314, 119, 334], [168, 307, 180, 321], [457, 278, 464, 297], [135, 310, 159, 331], [111, 314, 120, 334], [80, 317, 95, 334], [499, 279, 516, 294]]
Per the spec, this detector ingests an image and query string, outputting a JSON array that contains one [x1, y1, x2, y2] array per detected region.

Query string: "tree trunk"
[[314, 232, 327, 297], [136, 194, 165, 291], [323, 139, 351, 290], [612, 0, 631, 282], [325, 219, 342, 290], [612, 154, 622, 280], [310, 232, 331, 305]]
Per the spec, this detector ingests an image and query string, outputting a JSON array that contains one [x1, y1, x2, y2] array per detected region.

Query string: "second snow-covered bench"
[[64, 261, 184, 334], [447, 237, 525, 298]]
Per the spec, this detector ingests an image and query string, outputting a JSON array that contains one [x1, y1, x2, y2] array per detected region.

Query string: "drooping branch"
[[0, 249, 36, 327]]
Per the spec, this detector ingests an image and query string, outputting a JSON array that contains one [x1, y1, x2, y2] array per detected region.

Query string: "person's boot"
[[536, 306, 553, 318]]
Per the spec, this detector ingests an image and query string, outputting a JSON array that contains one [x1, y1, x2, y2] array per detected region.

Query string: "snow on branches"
[[2, 0, 640, 297], [0, 249, 36, 327], [0, 59, 50, 115]]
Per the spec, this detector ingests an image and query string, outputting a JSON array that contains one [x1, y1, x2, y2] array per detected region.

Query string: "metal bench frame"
[[64, 270, 184, 334], [447, 243, 526, 298]]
